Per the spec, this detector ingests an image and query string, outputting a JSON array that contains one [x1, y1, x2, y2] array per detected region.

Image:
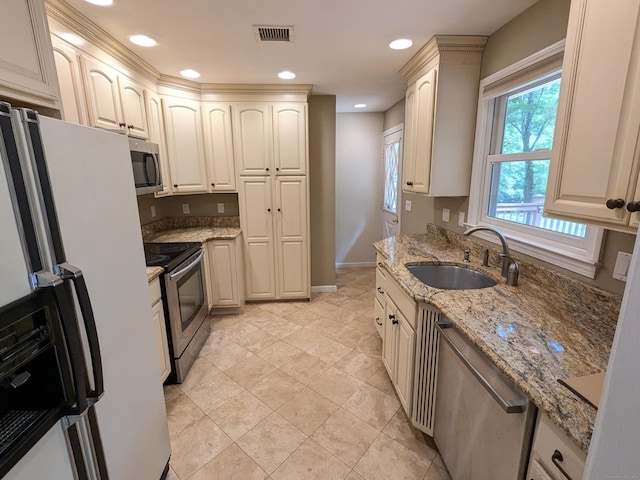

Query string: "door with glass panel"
[[381, 126, 403, 239]]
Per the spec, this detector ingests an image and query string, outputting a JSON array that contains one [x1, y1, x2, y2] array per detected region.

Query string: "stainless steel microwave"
[[129, 138, 162, 195]]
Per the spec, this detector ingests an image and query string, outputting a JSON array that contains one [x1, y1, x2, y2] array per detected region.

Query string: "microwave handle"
[[143, 153, 161, 187]]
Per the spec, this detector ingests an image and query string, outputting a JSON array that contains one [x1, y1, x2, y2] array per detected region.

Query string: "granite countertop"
[[373, 227, 621, 453], [146, 266, 164, 283], [144, 226, 241, 243]]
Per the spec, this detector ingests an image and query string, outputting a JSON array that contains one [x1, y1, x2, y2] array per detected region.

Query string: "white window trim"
[[467, 40, 604, 278]]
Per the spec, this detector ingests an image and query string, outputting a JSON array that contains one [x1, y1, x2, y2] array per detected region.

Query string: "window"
[[468, 42, 603, 277]]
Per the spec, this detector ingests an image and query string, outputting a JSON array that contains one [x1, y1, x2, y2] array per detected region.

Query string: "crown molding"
[[399, 35, 488, 82], [45, 0, 160, 82]]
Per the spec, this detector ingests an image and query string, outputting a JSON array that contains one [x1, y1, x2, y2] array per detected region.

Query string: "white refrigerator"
[[0, 103, 171, 479]]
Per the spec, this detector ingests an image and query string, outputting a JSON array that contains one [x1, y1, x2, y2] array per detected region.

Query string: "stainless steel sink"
[[406, 264, 497, 290]]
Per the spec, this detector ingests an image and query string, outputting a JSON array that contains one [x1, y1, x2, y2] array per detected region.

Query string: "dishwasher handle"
[[436, 321, 527, 414]]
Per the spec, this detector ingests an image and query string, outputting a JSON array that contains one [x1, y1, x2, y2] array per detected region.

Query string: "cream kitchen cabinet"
[[238, 176, 309, 300], [234, 103, 307, 176], [0, 0, 60, 109], [81, 55, 149, 139], [162, 96, 208, 194], [149, 278, 171, 382], [51, 34, 88, 125], [400, 35, 486, 196], [204, 237, 244, 310], [202, 102, 236, 192], [544, 0, 640, 232], [526, 412, 586, 480], [144, 89, 172, 197]]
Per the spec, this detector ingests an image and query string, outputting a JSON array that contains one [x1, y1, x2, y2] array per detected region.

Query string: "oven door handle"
[[169, 250, 204, 280]]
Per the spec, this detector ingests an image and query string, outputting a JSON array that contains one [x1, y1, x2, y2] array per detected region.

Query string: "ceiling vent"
[[254, 25, 293, 42]]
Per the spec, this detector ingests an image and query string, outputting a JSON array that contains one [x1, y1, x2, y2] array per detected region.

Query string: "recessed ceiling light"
[[129, 35, 157, 47], [180, 69, 201, 79], [278, 70, 296, 80], [85, 0, 113, 6], [354, 104, 367, 109], [59, 32, 85, 46], [389, 39, 413, 50]]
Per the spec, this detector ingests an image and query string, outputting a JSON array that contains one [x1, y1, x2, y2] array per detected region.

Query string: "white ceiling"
[[59, 0, 537, 112]]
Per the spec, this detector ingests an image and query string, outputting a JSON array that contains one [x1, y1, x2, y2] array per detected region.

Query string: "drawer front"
[[385, 275, 417, 329], [528, 458, 555, 480], [375, 267, 386, 305], [149, 277, 162, 305], [376, 252, 386, 268], [532, 414, 586, 480], [373, 297, 384, 338]]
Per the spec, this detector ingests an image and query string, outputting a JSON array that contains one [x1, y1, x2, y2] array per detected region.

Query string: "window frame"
[[467, 40, 603, 278]]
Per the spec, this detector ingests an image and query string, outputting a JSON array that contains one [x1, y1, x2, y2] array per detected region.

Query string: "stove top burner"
[[143, 242, 202, 270]]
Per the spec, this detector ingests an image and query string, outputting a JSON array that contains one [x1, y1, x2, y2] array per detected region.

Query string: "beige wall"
[[309, 95, 337, 287], [335, 112, 384, 266], [137, 193, 239, 225], [383, 99, 405, 131], [402, 0, 635, 295]]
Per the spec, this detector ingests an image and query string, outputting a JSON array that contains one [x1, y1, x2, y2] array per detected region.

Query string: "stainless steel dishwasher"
[[434, 322, 536, 480]]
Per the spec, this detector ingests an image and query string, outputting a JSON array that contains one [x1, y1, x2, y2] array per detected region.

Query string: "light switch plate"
[[613, 251, 633, 281], [442, 208, 450, 222], [217, 203, 225, 213], [458, 212, 465, 227], [405, 200, 412, 212], [150, 205, 156, 218], [182, 203, 190, 214]]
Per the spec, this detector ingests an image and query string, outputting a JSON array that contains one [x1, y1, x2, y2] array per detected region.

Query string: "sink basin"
[[406, 264, 497, 290]]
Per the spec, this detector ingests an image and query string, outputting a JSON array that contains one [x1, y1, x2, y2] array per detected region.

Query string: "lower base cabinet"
[[526, 412, 586, 480], [204, 236, 245, 311], [149, 277, 171, 382]]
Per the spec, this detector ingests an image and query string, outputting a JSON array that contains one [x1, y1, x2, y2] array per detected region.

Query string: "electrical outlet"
[[217, 203, 225, 214], [442, 208, 450, 222], [182, 203, 190, 214], [613, 251, 633, 281], [458, 212, 466, 227], [150, 206, 156, 218], [405, 200, 412, 212]]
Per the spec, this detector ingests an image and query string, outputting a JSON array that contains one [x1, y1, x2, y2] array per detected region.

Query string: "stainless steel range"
[[144, 242, 210, 383]]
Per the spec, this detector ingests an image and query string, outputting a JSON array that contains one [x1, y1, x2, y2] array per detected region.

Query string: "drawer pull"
[[375, 317, 382, 326], [377, 287, 384, 294], [377, 262, 383, 268], [551, 450, 574, 480]]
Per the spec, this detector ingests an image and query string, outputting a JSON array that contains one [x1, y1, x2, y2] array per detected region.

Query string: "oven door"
[[165, 249, 208, 356]]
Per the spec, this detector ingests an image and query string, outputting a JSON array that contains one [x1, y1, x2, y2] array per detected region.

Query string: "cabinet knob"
[[406, 181, 414, 186], [211, 183, 215, 187], [389, 314, 398, 325], [276, 167, 279, 171], [627, 201, 640, 212], [118, 122, 126, 128], [128, 124, 134, 129], [173, 184, 178, 188], [277, 208, 281, 212], [266, 167, 270, 172], [267, 208, 271, 212], [606, 198, 625, 209]]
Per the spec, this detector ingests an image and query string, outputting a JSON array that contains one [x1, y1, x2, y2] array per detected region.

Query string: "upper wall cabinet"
[[81, 55, 149, 139], [400, 36, 487, 196], [273, 104, 307, 175], [144, 89, 172, 197], [50, 34, 88, 125], [233, 104, 274, 175], [544, 0, 640, 232], [202, 102, 236, 192], [0, 0, 60, 109]]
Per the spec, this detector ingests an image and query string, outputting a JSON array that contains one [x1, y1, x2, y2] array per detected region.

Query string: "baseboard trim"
[[335, 262, 376, 268], [311, 285, 338, 293]]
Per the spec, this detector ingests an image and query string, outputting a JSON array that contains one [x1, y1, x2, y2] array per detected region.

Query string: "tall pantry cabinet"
[[236, 102, 310, 300]]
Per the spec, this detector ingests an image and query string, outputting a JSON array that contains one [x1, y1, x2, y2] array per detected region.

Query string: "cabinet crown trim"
[[400, 35, 487, 83]]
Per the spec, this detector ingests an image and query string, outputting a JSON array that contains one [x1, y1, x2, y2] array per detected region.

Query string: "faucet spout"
[[463, 226, 514, 280]]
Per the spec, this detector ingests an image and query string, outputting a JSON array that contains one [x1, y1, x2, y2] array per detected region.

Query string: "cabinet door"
[[545, 0, 640, 227], [233, 104, 273, 175], [273, 104, 307, 175], [411, 67, 437, 194], [151, 299, 171, 382], [144, 89, 172, 197], [382, 301, 397, 379], [81, 55, 124, 132], [275, 177, 309, 298], [238, 177, 277, 299], [373, 297, 384, 338], [207, 240, 241, 307], [162, 96, 208, 194], [202, 103, 236, 191], [118, 76, 149, 139], [395, 311, 415, 414], [0, 0, 59, 106], [51, 34, 88, 125], [402, 84, 417, 192]]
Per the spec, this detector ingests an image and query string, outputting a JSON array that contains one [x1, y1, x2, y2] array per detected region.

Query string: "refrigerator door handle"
[[56, 262, 105, 400]]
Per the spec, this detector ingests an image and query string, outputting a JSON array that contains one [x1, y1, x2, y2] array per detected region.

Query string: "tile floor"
[[164, 267, 451, 480]]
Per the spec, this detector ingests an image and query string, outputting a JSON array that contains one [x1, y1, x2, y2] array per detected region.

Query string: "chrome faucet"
[[463, 226, 519, 286]]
